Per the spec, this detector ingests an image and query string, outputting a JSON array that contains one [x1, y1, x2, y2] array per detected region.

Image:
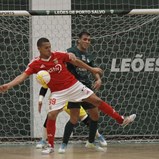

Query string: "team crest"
[[53, 58, 58, 64]]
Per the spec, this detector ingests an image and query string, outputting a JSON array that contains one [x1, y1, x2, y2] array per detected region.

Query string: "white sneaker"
[[58, 143, 67, 154], [36, 139, 47, 149], [85, 141, 105, 152], [121, 114, 136, 127], [41, 145, 54, 155], [97, 135, 107, 147]]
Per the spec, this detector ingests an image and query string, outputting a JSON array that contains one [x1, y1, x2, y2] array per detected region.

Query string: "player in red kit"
[[0, 37, 136, 154]]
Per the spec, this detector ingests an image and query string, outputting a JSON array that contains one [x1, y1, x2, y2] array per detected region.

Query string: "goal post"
[[0, 9, 159, 143]]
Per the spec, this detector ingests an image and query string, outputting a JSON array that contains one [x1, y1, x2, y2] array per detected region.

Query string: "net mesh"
[[71, 14, 159, 142], [71, 0, 159, 10], [0, 13, 159, 144], [0, 16, 30, 142]]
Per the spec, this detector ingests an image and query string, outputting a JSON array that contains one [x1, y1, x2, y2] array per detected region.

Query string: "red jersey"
[[25, 52, 77, 92]]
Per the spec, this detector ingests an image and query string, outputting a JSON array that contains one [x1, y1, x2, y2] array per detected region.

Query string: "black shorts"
[[67, 101, 95, 110]]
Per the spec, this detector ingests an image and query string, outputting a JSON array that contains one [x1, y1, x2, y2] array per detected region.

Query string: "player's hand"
[[38, 101, 43, 113], [68, 53, 77, 61], [0, 84, 10, 93], [92, 67, 103, 76], [93, 79, 102, 90]]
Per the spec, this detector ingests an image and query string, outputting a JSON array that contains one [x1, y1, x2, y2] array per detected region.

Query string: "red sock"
[[46, 119, 56, 148], [98, 101, 123, 124]]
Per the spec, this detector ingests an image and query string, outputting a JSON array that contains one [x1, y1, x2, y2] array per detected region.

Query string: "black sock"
[[88, 119, 98, 143], [63, 121, 75, 145], [82, 116, 90, 127]]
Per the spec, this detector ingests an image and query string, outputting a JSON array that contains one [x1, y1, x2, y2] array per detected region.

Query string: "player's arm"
[[68, 54, 103, 76], [93, 73, 102, 90], [0, 72, 29, 93], [39, 87, 48, 102], [90, 60, 102, 90], [38, 87, 48, 113]]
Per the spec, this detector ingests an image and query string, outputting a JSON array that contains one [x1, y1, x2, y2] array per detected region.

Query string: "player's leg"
[[63, 107, 80, 144], [86, 106, 99, 143], [83, 93, 136, 126], [65, 103, 107, 148], [65, 104, 106, 147], [42, 109, 60, 155], [37, 103, 70, 149], [81, 103, 105, 151], [36, 115, 48, 149], [58, 102, 80, 153], [42, 92, 68, 155], [74, 82, 125, 124], [79, 108, 107, 147]]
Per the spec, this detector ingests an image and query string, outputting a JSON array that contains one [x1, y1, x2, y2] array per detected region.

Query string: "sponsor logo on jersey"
[[53, 58, 58, 64], [48, 64, 62, 73]]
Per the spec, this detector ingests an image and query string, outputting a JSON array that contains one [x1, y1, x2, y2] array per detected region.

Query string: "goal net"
[[0, 10, 159, 143]]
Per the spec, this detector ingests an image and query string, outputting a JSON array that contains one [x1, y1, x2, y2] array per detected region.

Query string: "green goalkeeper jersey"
[[67, 46, 96, 89]]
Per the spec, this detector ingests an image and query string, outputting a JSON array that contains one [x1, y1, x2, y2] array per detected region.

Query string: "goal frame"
[[0, 9, 159, 143]]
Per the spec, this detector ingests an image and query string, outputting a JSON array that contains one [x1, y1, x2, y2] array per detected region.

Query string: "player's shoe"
[[36, 139, 47, 149], [41, 144, 54, 155], [121, 114, 136, 127], [97, 135, 107, 147], [58, 143, 67, 154], [85, 141, 105, 152]]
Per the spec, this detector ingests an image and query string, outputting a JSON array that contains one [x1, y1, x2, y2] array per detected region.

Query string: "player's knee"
[[90, 113, 99, 121], [94, 98, 103, 107], [47, 110, 59, 120], [89, 109, 99, 121], [70, 116, 78, 124], [90, 95, 103, 107], [47, 113, 53, 120]]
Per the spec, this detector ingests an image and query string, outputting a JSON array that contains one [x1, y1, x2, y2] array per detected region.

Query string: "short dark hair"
[[78, 31, 90, 39], [37, 37, 50, 47]]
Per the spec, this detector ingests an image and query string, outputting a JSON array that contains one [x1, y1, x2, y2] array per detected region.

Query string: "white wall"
[[30, 0, 71, 137]]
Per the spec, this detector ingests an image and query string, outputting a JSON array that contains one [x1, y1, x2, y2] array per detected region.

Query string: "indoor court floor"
[[0, 142, 159, 159]]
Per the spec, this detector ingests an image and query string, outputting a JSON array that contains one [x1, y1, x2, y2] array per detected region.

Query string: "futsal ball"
[[36, 70, 51, 88]]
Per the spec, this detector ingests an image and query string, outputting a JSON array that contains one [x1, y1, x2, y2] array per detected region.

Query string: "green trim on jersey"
[[67, 46, 95, 88]]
